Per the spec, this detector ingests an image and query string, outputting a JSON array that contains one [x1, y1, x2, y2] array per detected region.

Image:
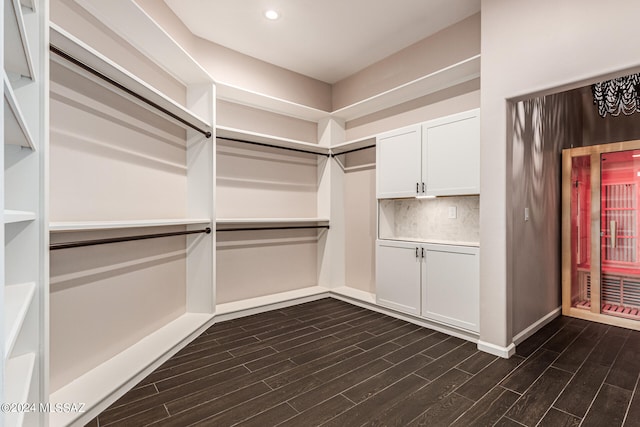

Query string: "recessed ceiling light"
[[264, 9, 279, 20]]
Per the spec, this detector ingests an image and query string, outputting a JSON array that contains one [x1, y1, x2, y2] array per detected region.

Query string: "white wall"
[[480, 0, 640, 349]]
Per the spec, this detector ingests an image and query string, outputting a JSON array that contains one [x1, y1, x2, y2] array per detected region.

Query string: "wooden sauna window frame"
[[562, 139, 640, 330]]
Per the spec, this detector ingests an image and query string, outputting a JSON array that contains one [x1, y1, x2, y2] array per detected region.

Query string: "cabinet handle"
[[421, 247, 425, 258], [422, 182, 425, 193], [416, 247, 419, 258], [416, 182, 419, 194]]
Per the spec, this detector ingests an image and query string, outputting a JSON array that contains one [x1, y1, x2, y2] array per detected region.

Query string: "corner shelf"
[[4, 72, 36, 149], [4, 282, 36, 358], [5, 353, 36, 427], [49, 218, 212, 232], [216, 126, 330, 156], [4, 209, 36, 224], [4, 0, 35, 79]]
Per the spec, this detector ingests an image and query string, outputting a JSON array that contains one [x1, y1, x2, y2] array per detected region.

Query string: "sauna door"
[[563, 141, 640, 329]]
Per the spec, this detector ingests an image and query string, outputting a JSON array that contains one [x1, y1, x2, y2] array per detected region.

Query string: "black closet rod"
[[217, 225, 330, 232], [331, 144, 376, 157], [217, 136, 330, 157], [50, 45, 212, 139], [50, 227, 212, 250]]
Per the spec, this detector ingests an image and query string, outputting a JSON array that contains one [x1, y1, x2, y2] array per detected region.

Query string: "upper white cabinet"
[[376, 109, 480, 199], [376, 125, 422, 198], [423, 110, 480, 196]]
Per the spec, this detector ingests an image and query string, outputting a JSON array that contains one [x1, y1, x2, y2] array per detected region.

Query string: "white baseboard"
[[512, 307, 562, 345], [215, 286, 331, 322], [477, 340, 516, 358]]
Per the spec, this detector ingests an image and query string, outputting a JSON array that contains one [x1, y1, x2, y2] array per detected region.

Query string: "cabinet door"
[[376, 125, 422, 198], [422, 244, 479, 332], [423, 110, 480, 196], [376, 240, 422, 315]]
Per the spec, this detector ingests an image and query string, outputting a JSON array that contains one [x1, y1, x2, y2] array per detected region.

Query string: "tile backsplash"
[[379, 196, 479, 244]]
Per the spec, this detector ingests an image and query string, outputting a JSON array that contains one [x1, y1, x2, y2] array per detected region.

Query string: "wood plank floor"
[[86, 298, 640, 426]]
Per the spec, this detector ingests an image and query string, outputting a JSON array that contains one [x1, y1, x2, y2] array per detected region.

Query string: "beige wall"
[[343, 149, 376, 293], [481, 0, 640, 349], [333, 14, 480, 111]]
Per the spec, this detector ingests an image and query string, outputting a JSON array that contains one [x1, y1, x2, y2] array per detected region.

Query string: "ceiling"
[[163, 0, 480, 84]]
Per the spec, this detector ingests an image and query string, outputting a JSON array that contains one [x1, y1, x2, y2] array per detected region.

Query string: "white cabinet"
[[376, 240, 421, 315], [376, 240, 479, 332], [422, 244, 479, 332], [376, 109, 479, 199], [423, 110, 480, 196], [376, 125, 422, 198]]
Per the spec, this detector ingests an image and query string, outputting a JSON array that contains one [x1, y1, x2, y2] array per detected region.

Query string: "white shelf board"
[[49, 24, 212, 134], [216, 126, 329, 156], [6, 353, 36, 427], [331, 136, 376, 155], [332, 55, 481, 122], [4, 209, 36, 224], [4, 72, 36, 149], [216, 82, 329, 122], [49, 312, 214, 427], [216, 217, 329, 225], [5, 0, 35, 79], [73, 0, 212, 85], [49, 218, 211, 232], [5, 282, 36, 358]]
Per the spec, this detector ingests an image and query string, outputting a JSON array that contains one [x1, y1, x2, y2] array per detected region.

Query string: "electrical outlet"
[[448, 206, 457, 219]]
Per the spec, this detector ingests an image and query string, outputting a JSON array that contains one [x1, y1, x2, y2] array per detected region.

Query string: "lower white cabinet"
[[422, 244, 479, 332], [376, 240, 479, 332], [376, 240, 421, 315]]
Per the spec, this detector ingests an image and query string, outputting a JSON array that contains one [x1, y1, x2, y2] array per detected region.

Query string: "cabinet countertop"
[[378, 237, 480, 248]]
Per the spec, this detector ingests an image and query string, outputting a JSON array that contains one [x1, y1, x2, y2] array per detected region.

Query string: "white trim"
[[477, 340, 516, 359], [216, 286, 330, 322], [512, 307, 562, 346]]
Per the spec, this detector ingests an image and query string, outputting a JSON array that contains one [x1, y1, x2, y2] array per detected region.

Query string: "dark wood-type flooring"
[[87, 298, 640, 426]]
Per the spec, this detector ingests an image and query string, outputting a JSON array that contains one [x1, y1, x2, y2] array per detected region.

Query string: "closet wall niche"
[[215, 102, 330, 307], [47, 20, 214, 420]]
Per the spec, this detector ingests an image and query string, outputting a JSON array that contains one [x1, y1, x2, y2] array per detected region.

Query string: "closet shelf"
[[217, 126, 330, 156], [4, 209, 36, 224], [331, 136, 376, 156], [5, 0, 35, 79], [50, 24, 212, 136], [332, 55, 481, 122], [5, 352, 36, 427], [217, 218, 330, 225], [4, 72, 36, 149], [5, 282, 36, 358], [49, 218, 211, 232]]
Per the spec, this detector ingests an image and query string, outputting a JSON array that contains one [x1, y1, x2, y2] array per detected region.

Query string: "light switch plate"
[[524, 207, 530, 221], [448, 206, 457, 219]]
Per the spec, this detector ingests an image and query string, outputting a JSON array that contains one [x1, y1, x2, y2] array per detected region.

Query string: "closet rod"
[[50, 227, 212, 250], [331, 144, 376, 157], [217, 225, 330, 232], [217, 136, 330, 157], [49, 45, 212, 139]]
